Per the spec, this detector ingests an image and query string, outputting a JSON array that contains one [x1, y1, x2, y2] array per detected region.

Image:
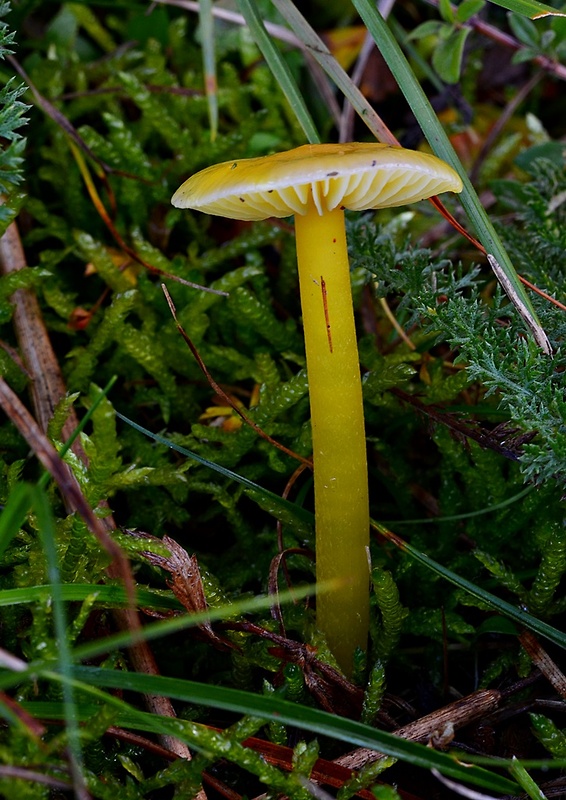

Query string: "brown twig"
[[271, 461, 313, 632], [338, 0, 397, 142], [391, 388, 529, 462], [333, 689, 501, 771], [268, 546, 314, 633], [162, 283, 312, 467], [470, 71, 544, 183], [0, 224, 88, 456], [471, 13, 566, 82], [519, 631, 566, 701], [220, 619, 363, 717], [0, 765, 72, 791], [7, 56, 132, 179]]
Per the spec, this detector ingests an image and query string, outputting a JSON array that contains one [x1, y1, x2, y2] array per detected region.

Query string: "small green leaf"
[[515, 142, 566, 169], [0, 482, 32, 562], [540, 28, 556, 47], [508, 12, 541, 45], [455, 0, 486, 22], [439, 0, 456, 22], [530, 714, 566, 757], [511, 45, 539, 62], [407, 20, 445, 39], [432, 26, 471, 83]]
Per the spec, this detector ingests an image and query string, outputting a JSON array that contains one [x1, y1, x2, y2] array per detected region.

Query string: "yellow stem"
[[294, 197, 370, 675]]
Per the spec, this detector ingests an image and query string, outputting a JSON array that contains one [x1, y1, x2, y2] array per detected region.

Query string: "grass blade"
[[0, 583, 182, 610], [374, 520, 566, 650], [508, 756, 548, 799], [487, 0, 566, 17], [0, 379, 118, 560], [271, 0, 397, 143], [351, 0, 551, 353], [45, 668, 520, 794], [69, 583, 320, 663], [116, 410, 314, 535], [198, 0, 218, 140], [31, 485, 86, 797]]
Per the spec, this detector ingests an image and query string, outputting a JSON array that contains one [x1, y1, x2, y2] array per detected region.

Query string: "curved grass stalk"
[[198, 0, 218, 141], [351, 0, 551, 353]]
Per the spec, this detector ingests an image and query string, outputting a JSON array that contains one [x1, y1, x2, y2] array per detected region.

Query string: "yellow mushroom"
[[172, 142, 463, 674]]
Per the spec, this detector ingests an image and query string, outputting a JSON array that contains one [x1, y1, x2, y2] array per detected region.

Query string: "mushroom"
[[172, 142, 463, 673]]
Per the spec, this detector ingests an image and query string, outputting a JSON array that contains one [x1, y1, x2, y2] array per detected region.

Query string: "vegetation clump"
[[0, 1, 564, 798]]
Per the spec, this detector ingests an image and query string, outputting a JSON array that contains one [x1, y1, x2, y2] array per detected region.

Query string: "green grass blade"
[[48, 668, 520, 794], [385, 485, 533, 525], [373, 520, 566, 649], [0, 583, 182, 610], [31, 485, 85, 796], [487, 0, 566, 17], [271, 0, 396, 143], [351, 0, 550, 352], [116, 410, 314, 535], [69, 582, 320, 663], [236, 0, 320, 143], [199, 0, 218, 141], [0, 585, 321, 695], [508, 756, 548, 799]]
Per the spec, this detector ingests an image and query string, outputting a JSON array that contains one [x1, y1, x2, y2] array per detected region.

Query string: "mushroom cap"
[[171, 143, 463, 221]]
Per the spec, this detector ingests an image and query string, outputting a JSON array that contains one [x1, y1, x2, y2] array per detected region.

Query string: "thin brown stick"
[[471, 14, 566, 82], [517, 274, 566, 312], [0, 765, 72, 791], [8, 56, 129, 179], [519, 631, 566, 701], [338, 0, 397, 142], [162, 284, 312, 467], [334, 689, 501, 771], [275, 461, 313, 617], [0, 224, 88, 456]]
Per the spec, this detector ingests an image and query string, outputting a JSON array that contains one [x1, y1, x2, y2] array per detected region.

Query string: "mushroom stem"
[[295, 196, 370, 674]]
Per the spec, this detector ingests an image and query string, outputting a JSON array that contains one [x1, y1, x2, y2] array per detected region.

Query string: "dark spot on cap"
[[371, 160, 376, 166], [268, 189, 273, 193], [239, 197, 245, 202], [231, 162, 238, 169], [326, 171, 339, 177]]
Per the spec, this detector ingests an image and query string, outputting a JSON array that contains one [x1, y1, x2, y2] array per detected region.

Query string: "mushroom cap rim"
[[171, 142, 464, 220]]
